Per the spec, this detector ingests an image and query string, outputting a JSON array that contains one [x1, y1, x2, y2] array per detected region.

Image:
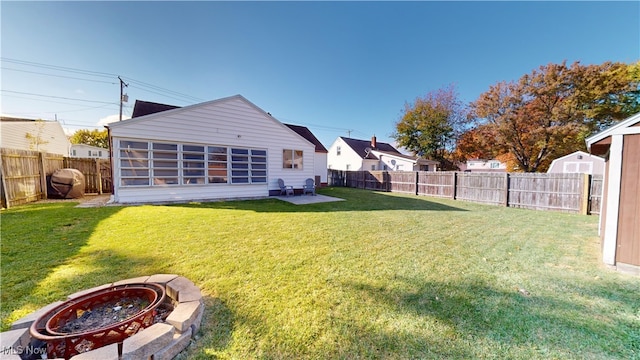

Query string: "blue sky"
[[2, 1, 639, 149]]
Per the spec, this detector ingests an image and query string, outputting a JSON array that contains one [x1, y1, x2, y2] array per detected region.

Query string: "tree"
[[393, 85, 467, 165], [467, 61, 639, 172], [70, 129, 109, 149], [25, 120, 49, 151]]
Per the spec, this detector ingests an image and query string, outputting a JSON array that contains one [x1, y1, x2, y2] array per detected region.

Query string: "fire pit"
[[1, 275, 204, 360], [30, 283, 167, 359]]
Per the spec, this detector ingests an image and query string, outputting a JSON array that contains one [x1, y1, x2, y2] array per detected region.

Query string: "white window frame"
[[283, 149, 303, 170]]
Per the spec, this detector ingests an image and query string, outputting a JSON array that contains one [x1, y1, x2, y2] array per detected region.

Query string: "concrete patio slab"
[[275, 194, 344, 205]]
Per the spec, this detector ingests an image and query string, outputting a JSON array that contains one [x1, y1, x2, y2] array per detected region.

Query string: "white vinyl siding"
[[109, 95, 315, 203], [327, 138, 367, 171]]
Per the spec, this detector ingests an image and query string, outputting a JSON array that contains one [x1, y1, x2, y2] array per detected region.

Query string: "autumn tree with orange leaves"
[[462, 61, 639, 172]]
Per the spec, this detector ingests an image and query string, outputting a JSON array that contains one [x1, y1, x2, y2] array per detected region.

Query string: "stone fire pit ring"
[[2, 274, 204, 360]]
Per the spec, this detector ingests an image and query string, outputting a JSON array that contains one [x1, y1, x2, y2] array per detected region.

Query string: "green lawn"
[[1, 187, 638, 359]]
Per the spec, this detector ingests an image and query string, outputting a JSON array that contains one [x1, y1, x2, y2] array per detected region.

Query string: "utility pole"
[[119, 76, 129, 121]]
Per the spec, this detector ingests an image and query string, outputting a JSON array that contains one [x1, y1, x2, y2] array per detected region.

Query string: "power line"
[[1, 67, 118, 84], [127, 84, 198, 105], [123, 78, 204, 103], [1, 90, 118, 105], [2, 94, 120, 110], [3, 57, 204, 104], [1, 57, 117, 79]]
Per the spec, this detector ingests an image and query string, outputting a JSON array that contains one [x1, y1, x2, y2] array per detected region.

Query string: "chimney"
[[371, 135, 377, 149]]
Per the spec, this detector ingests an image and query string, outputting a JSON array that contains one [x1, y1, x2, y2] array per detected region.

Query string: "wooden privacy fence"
[[329, 170, 603, 215], [1, 148, 112, 208]]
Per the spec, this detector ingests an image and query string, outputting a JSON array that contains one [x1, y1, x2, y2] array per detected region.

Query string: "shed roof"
[[586, 112, 640, 155]]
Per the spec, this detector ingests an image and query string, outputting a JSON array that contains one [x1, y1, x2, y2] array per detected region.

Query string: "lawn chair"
[[278, 178, 294, 196], [302, 178, 316, 196]]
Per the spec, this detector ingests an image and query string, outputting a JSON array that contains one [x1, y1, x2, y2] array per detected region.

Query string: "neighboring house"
[[107, 95, 317, 204], [70, 144, 109, 159], [458, 159, 507, 172], [0, 117, 70, 155], [547, 150, 604, 175], [284, 124, 328, 186], [586, 112, 640, 275], [327, 136, 438, 171]]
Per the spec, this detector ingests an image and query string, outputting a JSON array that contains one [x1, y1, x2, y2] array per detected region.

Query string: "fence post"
[[0, 154, 8, 208], [452, 172, 457, 200], [38, 152, 48, 200], [415, 171, 419, 195], [580, 173, 590, 215], [96, 159, 103, 194], [503, 172, 510, 207]]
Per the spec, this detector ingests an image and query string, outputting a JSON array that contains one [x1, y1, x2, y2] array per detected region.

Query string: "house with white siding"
[[107, 95, 317, 204], [70, 144, 109, 159], [327, 136, 438, 171], [0, 117, 70, 155], [458, 159, 507, 172]]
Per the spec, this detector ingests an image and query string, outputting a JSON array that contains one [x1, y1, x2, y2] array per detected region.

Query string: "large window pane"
[[294, 150, 303, 169], [153, 143, 177, 151], [120, 159, 148, 168], [121, 178, 149, 186], [154, 161, 178, 168], [120, 150, 148, 159], [121, 169, 149, 177], [121, 140, 147, 149], [183, 145, 204, 152]]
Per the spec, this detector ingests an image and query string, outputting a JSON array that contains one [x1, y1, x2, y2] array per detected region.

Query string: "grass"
[[1, 187, 639, 359]]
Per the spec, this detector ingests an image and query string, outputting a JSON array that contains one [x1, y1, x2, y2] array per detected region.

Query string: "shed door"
[[616, 134, 640, 266]]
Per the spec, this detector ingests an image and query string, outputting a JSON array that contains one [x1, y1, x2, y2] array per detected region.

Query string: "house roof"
[[550, 150, 604, 163], [114, 95, 321, 151], [340, 136, 401, 159], [0, 117, 70, 155], [131, 100, 181, 118], [586, 112, 640, 155], [284, 124, 328, 153]]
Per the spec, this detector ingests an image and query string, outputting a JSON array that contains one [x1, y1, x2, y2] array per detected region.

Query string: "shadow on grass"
[[339, 275, 638, 358], [171, 187, 467, 213], [0, 204, 124, 330]]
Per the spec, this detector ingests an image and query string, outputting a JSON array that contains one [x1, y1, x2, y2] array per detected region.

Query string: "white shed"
[[547, 151, 604, 175], [107, 95, 316, 204]]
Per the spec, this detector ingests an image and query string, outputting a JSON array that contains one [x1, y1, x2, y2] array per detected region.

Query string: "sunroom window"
[[119, 140, 267, 186]]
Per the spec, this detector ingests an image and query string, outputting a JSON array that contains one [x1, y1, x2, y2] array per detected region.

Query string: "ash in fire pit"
[[56, 297, 151, 334]]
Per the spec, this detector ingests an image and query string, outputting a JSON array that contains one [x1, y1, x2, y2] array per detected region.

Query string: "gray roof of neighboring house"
[[340, 136, 401, 159]]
